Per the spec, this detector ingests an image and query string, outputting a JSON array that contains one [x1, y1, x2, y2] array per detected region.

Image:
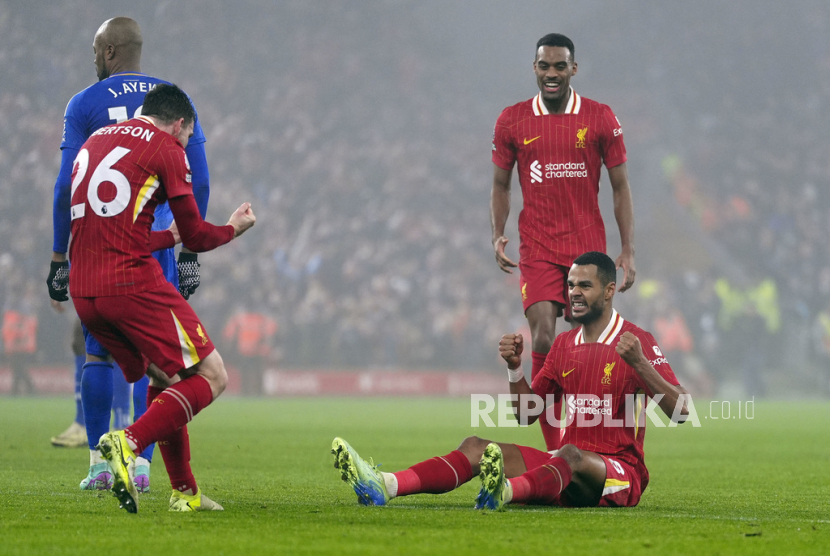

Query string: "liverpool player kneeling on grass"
[[333, 252, 689, 509], [68, 83, 255, 513]]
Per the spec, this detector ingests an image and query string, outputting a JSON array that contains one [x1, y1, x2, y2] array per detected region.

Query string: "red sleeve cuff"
[[148, 230, 176, 252], [492, 156, 515, 171], [604, 154, 628, 169]]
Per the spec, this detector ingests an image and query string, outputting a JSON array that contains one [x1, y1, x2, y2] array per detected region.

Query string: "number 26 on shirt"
[[70, 146, 132, 220]]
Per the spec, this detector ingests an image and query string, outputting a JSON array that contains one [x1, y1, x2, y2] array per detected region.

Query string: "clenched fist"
[[615, 331, 647, 367], [499, 333, 524, 370]]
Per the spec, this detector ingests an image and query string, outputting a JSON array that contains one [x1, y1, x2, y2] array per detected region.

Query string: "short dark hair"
[[573, 251, 616, 286], [536, 33, 575, 61], [142, 83, 195, 126]]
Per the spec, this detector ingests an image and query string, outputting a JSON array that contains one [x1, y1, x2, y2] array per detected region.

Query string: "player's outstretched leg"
[[97, 431, 139, 514], [332, 438, 389, 506], [169, 489, 224, 512], [476, 443, 509, 511]]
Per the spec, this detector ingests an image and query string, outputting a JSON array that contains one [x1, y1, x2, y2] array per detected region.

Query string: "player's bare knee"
[[531, 336, 554, 354], [458, 436, 490, 465], [194, 350, 228, 399], [556, 444, 583, 471], [85, 353, 110, 363], [214, 364, 228, 394], [527, 307, 559, 351], [203, 365, 228, 398]]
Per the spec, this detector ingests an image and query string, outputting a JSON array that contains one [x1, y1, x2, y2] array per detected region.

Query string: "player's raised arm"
[[608, 163, 636, 292], [616, 331, 689, 422], [142, 84, 255, 253], [490, 165, 517, 273], [168, 196, 255, 252], [499, 333, 544, 425]]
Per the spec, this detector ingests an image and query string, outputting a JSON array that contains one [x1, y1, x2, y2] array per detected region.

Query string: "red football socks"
[[532, 351, 561, 451], [146, 385, 198, 493], [125, 374, 212, 455], [509, 456, 573, 504], [393, 450, 473, 496]]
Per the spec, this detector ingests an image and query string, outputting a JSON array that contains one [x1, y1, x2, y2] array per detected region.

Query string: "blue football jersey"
[[54, 72, 210, 287], [60, 72, 206, 152]]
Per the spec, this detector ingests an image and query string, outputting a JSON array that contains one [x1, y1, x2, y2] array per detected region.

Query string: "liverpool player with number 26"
[[69, 84, 255, 513]]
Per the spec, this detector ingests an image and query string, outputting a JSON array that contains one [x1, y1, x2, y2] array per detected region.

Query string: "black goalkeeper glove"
[[177, 252, 200, 300], [47, 260, 70, 302]]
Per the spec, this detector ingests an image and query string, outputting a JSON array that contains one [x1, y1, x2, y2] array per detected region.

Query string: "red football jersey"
[[531, 311, 679, 485], [492, 89, 627, 267], [69, 117, 195, 297]]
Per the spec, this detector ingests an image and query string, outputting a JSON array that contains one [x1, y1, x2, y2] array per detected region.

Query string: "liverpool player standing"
[[70, 84, 255, 513], [332, 252, 686, 509], [48, 17, 211, 493], [489, 33, 636, 451]]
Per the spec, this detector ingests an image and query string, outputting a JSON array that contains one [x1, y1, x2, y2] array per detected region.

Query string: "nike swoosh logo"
[[523, 136, 541, 145], [562, 368, 575, 377]]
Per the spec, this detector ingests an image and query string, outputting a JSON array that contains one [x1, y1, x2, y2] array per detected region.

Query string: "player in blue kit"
[[47, 17, 210, 492]]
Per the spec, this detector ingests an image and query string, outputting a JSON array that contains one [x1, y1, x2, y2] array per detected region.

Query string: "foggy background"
[[2, 0, 829, 398]]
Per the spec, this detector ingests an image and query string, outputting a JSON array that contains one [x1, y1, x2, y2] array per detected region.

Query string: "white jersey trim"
[[575, 310, 624, 345], [532, 87, 581, 116], [135, 115, 157, 127]]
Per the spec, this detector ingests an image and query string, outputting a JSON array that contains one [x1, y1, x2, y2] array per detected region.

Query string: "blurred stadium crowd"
[[2, 1, 830, 397]]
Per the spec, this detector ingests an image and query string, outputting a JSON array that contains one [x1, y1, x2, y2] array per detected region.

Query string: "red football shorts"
[[73, 282, 216, 383], [516, 445, 644, 507], [518, 259, 570, 316]]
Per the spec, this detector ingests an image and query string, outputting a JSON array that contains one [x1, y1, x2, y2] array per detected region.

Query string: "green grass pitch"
[[1, 397, 828, 555]]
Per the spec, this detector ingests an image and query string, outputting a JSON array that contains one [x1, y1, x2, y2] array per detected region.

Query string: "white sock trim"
[[90, 449, 105, 466], [550, 465, 564, 495], [438, 456, 460, 489], [381, 471, 398, 498]]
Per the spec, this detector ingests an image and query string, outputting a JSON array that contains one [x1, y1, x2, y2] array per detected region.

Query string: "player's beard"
[[96, 60, 109, 81], [570, 298, 605, 325]]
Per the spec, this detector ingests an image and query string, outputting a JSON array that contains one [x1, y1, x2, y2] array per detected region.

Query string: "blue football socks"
[[80, 361, 114, 450], [73, 354, 85, 426], [111, 363, 132, 430], [132, 375, 154, 462]]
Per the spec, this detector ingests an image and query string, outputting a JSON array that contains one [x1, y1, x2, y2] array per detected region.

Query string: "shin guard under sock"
[[125, 375, 212, 455], [393, 450, 473, 496], [147, 385, 196, 492], [509, 456, 573, 504]]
